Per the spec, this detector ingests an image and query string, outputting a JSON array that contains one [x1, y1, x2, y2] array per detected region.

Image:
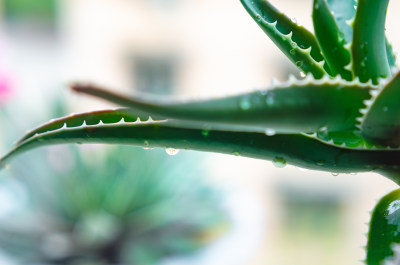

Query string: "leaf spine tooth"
[[81, 120, 87, 127], [98, 120, 104, 125], [118, 117, 125, 124], [135, 117, 142, 123]]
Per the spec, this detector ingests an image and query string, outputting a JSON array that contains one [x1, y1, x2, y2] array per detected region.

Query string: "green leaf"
[[386, 38, 397, 69], [240, 0, 330, 78], [312, 0, 353, 80], [18, 108, 149, 144], [326, 0, 357, 43], [361, 72, 400, 147], [2, 114, 400, 178], [352, 0, 391, 83], [71, 80, 373, 134], [367, 188, 400, 265]]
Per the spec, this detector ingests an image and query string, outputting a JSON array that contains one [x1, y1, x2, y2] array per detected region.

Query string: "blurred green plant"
[[1, 0, 400, 264], [0, 106, 228, 265]]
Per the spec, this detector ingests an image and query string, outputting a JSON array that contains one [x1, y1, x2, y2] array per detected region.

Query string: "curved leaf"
[[352, 0, 390, 83], [2, 115, 400, 182], [361, 72, 400, 146], [240, 0, 330, 78], [326, 0, 357, 43], [367, 188, 400, 265], [18, 108, 151, 144], [312, 0, 353, 80], [71, 79, 373, 134]]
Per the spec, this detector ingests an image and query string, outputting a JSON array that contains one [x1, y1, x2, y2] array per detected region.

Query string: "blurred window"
[[2, 0, 58, 34], [133, 56, 178, 95]]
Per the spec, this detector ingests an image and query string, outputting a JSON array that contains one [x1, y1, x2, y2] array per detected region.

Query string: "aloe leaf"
[[71, 80, 373, 134], [361, 72, 400, 147], [386, 38, 397, 69], [240, 0, 330, 78], [326, 0, 357, 43], [2, 116, 400, 179], [18, 108, 151, 144], [367, 188, 400, 265], [352, 0, 391, 83], [312, 0, 353, 80]]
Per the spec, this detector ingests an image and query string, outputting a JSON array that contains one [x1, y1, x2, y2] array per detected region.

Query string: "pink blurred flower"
[[0, 72, 13, 104]]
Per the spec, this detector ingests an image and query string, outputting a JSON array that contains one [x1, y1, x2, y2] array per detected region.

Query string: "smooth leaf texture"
[[362, 72, 400, 146], [367, 188, 400, 265], [352, 0, 391, 83], [312, 0, 353, 80]]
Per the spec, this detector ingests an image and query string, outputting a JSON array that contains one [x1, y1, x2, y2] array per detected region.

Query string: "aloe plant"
[[1, 0, 400, 264]]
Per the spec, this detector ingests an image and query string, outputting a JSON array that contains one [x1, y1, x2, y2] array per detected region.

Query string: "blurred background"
[[0, 0, 399, 264]]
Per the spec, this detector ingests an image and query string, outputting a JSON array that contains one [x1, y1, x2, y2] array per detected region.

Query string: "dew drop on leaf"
[[201, 129, 210, 137], [266, 92, 275, 105], [296, 166, 309, 172], [166, 148, 180, 156], [232, 151, 240, 156], [272, 156, 287, 168], [239, 97, 251, 110], [143, 140, 153, 150], [265, 129, 276, 136], [317, 126, 329, 141], [296, 61, 303, 67], [331, 172, 339, 176]]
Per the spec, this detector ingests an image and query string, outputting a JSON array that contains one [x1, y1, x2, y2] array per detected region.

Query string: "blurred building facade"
[[0, 1, 399, 265]]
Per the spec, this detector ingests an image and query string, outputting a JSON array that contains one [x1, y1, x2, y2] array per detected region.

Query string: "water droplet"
[[166, 148, 180, 156], [265, 129, 276, 136], [361, 42, 369, 54], [201, 129, 210, 137], [300, 72, 306, 78], [259, 89, 267, 95], [317, 126, 329, 141], [316, 160, 325, 166], [255, 14, 262, 22], [266, 92, 275, 105], [296, 61, 303, 68], [291, 18, 297, 24], [143, 140, 153, 150], [272, 156, 287, 168], [232, 151, 240, 156], [290, 49, 295, 55], [383, 106, 389, 112], [239, 97, 251, 110], [331, 172, 339, 176], [296, 166, 309, 172], [361, 59, 367, 67], [314, 3, 319, 9]]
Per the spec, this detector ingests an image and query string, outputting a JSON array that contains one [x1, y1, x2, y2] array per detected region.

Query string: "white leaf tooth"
[[288, 74, 297, 84], [369, 89, 380, 97], [81, 120, 87, 127], [270, 78, 279, 87], [147, 116, 154, 122], [117, 117, 125, 124], [98, 120, 104, 125], [61, 123, 67, 129], [135, 117, 142, 123], [359, 108, 368, 114]]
